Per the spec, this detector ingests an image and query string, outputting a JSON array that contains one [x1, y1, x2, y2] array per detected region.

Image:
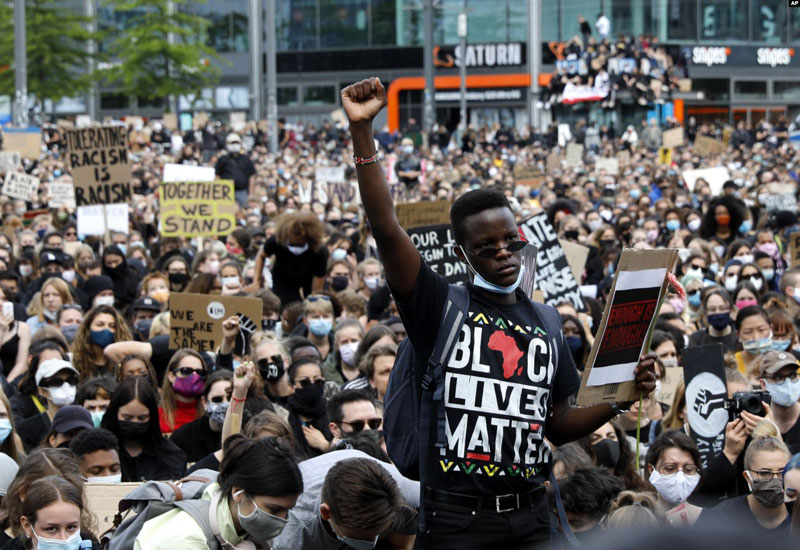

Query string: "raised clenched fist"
[[341, 78, 387, 125]]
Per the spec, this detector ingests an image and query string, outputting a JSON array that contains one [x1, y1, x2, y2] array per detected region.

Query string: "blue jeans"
[[234, 189, 248, 207]]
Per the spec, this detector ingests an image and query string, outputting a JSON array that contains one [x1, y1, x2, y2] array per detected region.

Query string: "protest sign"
[[75, 115, 92, 128], [163, 113, 178, 131], [681, 166, 730, 195], [577, 248, 677, 406], [169, 293, 261, 351], [162, 163, 216, 183], [86, 482, 142, 534], [388, 182, 407, 203], [616, 150, 631, 167], [77, 204, 129, 236], [558, 239, 589, 283], [0, 152, 20, 172], [595, 157, 619, 176], [658, 147, 672, 166], [513, 162, 544, 187], [566, 143, 584, 167], [2, 128, 41, 159], [330, 108, 349, 128], [47, 182, 76, 209], [662, 127, 684, 149], [656, 365, 683, 409], [159, 180, 236, 237], [762, 193, 798, 213], [2, 172, 40, 201], [407, 224, 469, 284], [230, 111, 246, 131], [64, 126, 132, 206], [396, 200, 452, 230], [683, 343, 727, 468], [789, 232, 800, 267], [546, 150, 561, 172], [693, 135, 726, 156], [519, 213, 585, 310], [22, 209, 49, 227], [790, 130, 800, 151]]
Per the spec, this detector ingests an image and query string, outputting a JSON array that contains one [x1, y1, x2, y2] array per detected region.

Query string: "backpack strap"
[[550, 471, 580, 547], [173, 499, 220, 550]]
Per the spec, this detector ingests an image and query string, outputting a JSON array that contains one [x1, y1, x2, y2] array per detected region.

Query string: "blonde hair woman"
[[25, 278, 73, 336]]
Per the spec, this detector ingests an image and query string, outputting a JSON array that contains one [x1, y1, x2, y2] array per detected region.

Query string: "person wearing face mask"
[[16, 359, 80, 452], [735, 306, 775, 382], [17, 476, 98, 550], [170, 370, 233, 463], [395, 137, 422, 188], [101, 376, 186, 481], [562, 315, 589, 370], [26, 277, 74, 336], [80, 275, 114, 312], [757, 352, 800, 454], [57, 304, 83, 346], [127, 297, 161, 343], [299, 295, 336, 361], [44, 405, 93, 450], [322, 319, 364, 386], [262, 211, 329, 306], [553, 467, 624, 544], [101, 245, 139, 308], [357, 259, 383, 301], [225, 228, 251, 264], [325, 259, 355, 294], [272, 451, 418, 550], [326, 389, 385, 449], [286, 358, 332, 458], [158, 350, 208, 434], [689, 289, 739, 353], [699, 437, 791, 533], [699, 195, 747, 247], [579, 421, 651, 492], [164, 256, 191, 293], [215, 133, 256, 207], [0, 283, 30, 383], [645, 431, 703, 526], [135, 435, 302, 550], [192, 250, 222, 277], [69, 428, 122, 484], [71, 305, 132, 382]]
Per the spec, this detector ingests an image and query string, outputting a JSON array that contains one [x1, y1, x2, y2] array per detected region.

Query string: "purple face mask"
[[173, 373, 205, 397]]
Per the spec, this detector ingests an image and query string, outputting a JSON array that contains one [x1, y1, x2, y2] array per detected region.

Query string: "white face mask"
[[61, 270, 76, 283], [227, 143, 241, 153], [94, 295, 115, 307], [587, 219, 603, 232], [687, 219, 701, 232], [364, 277, 380, 291], [648, 469, 700, 505], [85, 473, 122, 484], [287, 243, 309, 256], [737, 254, 754, 265], [46, 382, 76, 407], [338, 341, 360, 366], [724, 275, 738, 293]]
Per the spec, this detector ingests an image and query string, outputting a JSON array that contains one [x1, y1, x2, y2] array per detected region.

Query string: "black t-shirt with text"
[[396, 262, 580, 496], [263, 237, 328, 306]]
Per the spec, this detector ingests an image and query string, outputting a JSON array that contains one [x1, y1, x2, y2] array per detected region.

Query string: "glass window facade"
[[734, 80, 768, 98], [303, 85, 336, 105], [186, 0, 249, 52]]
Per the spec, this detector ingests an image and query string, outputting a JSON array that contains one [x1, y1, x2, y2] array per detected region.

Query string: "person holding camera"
[[757, 351, 800, 455]]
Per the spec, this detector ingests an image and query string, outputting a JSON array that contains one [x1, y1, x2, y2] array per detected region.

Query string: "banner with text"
[[407, 224, 469, 284], [683, 344, 727, 468], [159, 180, 236, 237], [0, 152, 20, 173], [2, 172, 40, 201], [169, 293, 261, 351], [65, 126, 132, 206], [397, 200, 452, 230]]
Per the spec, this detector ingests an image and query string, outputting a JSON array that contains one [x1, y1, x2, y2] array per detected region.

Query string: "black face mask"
[[563, 230, 580, 241], [262, 319, 278, 332], [591, 438, 621, 469], [330, 276, 349, 292], [258, 358, 284, 381], [168, 272, 188, 288], [342, 428, 383, 444], [118, 420, 149, 441], [599, 238, 617, 249], [105, 262, 126, 279], [288, 383, 325, 417]]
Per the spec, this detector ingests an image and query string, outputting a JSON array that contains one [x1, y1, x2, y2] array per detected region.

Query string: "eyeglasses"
[[341, 418, 382, 432], [766, 370, 800, 385], [740, 274, 762, 282], [174, 366, 206, 378], [465, 239, 526, 259], [295, 377, 324, 389], [41, 375, 79, 388], [749, 469, 784, 482], [64, 231, 77, 237], [306, 295, 331, 303], [659, 463, 699, 476]]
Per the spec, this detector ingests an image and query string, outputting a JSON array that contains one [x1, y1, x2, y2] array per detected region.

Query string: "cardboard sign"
[[0, 152, 20, 172], [519, 214, 584, 310], [407, 224, 469, 284], [169, 293, 262, 351], [577, 248, 677, 406], [2, 172, 40, 201], [657, 365, 683, 408], [683, 344, 727, 468], [159, 180, 236, 237], [388, 182, 407, 203], [77, 203, 129, 236], [616, 150, 631, 167], [682, 166, 730, 195], [230, 111, 246, 131], [595, 157, 619, 176], [64, 126, 132, 206], [513, 162, 544, 187], [162, 163, 216, 183], [566, 143, 584, 167], [658, 147, 672, 166], [47, 182, 76, 209], [163, 113, 178, 131], [789, 231, 800, 267], [693, 135, 726, 156], [559, 239, 590, 283], [85, 482, 142, 535], [3, 129, 41, 159], [546, 151, 561, 172], [662, 127, 684, 149], [762, 193, 798, 214], [396, 200, 452, 230], [315, 166, 345, 184]]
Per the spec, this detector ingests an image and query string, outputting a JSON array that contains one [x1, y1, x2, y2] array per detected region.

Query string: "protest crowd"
[[0, 70, 799, 550]]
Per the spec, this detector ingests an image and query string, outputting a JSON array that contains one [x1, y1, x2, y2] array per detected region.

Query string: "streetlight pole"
[[265, 0, 278, 153], [167, 0, 178, 114], [529, 0, 541, 131], [85, 0, 97, 121], [457, 5, 467, 130], [13, 0, 28, 127], [248, 0, 263, 121], [422, 0, 435, 140]]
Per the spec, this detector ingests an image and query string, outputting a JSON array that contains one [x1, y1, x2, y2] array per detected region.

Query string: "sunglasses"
[[209, 395, 229, 404], [174, 366, 206, 378], [41, 375, 79, 388], [342, 418, 383, 432], [296, 377, 325, 389], [465, 240, 526, 259], [307, 295, 331, 303]]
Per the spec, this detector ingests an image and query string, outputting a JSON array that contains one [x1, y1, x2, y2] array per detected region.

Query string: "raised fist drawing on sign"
[[693, 388, 725, 420]]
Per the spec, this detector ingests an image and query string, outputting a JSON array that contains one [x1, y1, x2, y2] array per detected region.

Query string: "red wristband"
[[231, 396, 246, 404], [353, 153, 379, 166]]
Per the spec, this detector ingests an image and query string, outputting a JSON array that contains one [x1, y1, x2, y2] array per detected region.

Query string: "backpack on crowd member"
[[102, 470, 220, 550]]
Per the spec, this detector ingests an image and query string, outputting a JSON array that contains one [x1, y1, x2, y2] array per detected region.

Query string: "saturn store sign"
[[434, 42, 525, 69]]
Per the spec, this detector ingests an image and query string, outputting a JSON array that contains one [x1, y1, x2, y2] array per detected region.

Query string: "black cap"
[[51, 405, 93, 434], [40, 251, 64, 267], [131, 297, 161, 313]]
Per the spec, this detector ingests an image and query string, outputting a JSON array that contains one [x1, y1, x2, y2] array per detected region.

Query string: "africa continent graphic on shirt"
[[440, 306, 557, 488]]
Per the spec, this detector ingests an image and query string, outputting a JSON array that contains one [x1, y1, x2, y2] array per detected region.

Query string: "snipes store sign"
[[685, 46, 796, 68]]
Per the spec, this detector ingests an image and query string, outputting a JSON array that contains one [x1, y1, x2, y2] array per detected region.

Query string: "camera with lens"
[[726, 390, 771, 422]]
